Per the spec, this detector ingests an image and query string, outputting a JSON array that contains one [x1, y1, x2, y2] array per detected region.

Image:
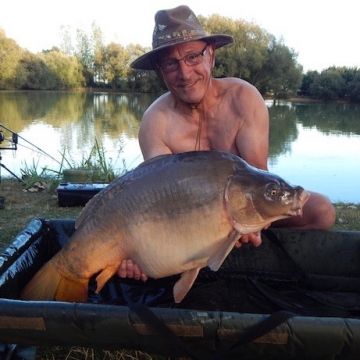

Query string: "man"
[[118, 5, 336, 280]]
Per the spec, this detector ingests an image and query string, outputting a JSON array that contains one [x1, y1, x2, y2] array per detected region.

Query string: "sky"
[[1, 0, 359, 72]]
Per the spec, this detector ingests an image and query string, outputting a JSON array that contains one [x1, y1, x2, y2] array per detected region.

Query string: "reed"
[[19, 139, 124, 190]]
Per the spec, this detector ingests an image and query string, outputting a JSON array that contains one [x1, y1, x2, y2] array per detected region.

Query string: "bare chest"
[[166, 116, 239, 154]]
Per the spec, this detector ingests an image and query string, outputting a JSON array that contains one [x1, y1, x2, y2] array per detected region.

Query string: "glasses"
[[157, 45, 208, 73]]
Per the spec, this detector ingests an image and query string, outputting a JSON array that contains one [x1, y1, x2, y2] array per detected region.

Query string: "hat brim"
[[130, 34, 234, 70]]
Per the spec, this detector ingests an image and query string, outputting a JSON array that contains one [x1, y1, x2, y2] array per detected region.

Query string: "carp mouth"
[[287, 188, 310, 217]]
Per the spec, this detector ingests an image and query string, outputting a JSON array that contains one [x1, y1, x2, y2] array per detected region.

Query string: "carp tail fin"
[[21, 261, 88, 302]]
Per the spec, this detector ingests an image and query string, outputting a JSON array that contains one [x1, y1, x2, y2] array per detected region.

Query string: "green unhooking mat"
[[1, 218, 360, 359]]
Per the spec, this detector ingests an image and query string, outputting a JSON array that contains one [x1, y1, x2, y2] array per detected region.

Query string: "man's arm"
[[235, 83, 269, 171], [233, 82, 270, 248], [138, 106, 173, 160]]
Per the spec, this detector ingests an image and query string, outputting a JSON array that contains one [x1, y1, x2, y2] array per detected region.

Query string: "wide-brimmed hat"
[[130, 5, 234, 70]]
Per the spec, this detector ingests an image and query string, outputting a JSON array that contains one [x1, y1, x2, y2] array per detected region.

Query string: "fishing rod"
[[0, 124, 23, 182], [0, 123, 61, 165]]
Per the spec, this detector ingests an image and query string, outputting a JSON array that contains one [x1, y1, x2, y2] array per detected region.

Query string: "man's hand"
[[234, 232, 262, 248], [118, 259, 148, 282]]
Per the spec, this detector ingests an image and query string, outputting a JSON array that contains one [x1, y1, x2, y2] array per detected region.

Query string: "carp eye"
[[265, 183, 279, 198]]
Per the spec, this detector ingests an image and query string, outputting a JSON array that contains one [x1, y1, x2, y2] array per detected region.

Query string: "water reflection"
[[0, 92, 359, 203], [295, 102, 360, 135], [0, 91, 155, 147], [268, 102, 299, 161], [266, 100, 360, 203], [268, 100, 360, 162], [0, 91, 157, 174]]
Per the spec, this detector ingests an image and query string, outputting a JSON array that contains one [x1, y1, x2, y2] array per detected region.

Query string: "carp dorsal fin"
[[207, 230, 241, 271], [173, 267, 200, 303]]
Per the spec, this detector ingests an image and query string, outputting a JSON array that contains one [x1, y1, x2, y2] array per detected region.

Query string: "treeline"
[[0, 16, 359, 101], [299, 67, 360, 102]]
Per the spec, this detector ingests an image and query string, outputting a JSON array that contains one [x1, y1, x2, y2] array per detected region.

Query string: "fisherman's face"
[[156, 40, 214, 105]]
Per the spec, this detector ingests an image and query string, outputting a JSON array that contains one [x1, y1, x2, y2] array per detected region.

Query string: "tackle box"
[[56, 182, 108, 207]]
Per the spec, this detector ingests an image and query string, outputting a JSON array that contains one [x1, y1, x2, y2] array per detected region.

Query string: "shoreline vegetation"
[[2, 16, 360, 102]]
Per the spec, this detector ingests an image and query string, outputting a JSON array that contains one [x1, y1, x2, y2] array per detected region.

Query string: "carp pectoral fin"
[[173, 267, 200, 303], [21, 261, 88, 303], [207, 230, 241, 271], [95, 267, 118, 293]]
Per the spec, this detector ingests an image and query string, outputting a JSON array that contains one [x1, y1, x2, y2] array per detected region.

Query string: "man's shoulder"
[[144, 93, 170, 115], [141, 93, 173, 128], [214, 78, 263, 103], [217, 77, 257, 91]]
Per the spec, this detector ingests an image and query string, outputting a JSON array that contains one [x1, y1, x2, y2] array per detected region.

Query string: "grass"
[[1, 177, 360, 359], [333, 203, 360, 231], [0, 178, 81, 247], [0, 139, 124, 246], [34, 346, 155, 360]]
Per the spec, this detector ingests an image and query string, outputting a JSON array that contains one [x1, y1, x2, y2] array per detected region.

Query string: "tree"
[[125, 43, 164, 92], [19, 49, 85, 90], [59, 25, 74, 56], [75, 28, 95, 86], [347, 70, 360, 102], [126, 43, 150, 90], [301, 67, 360, 102], [40, 49, 85, 89], [200, 15, 270, 83], [102, 42, 130, 88], [261, 38, 303, 98], [92, 22, 106, 84], [19, 52, 54, 89], [199, 15, 302, 97], [309, 68, 346, 101], [337, 67, 360, 102], [299, 70, 319, 96], [0, 28, 24, 89]]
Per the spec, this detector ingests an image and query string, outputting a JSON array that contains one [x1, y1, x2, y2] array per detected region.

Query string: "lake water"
[[0, 91, 359, 203]]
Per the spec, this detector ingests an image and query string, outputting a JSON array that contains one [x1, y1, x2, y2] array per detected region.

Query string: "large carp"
[[21, 151, 309, 303]]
